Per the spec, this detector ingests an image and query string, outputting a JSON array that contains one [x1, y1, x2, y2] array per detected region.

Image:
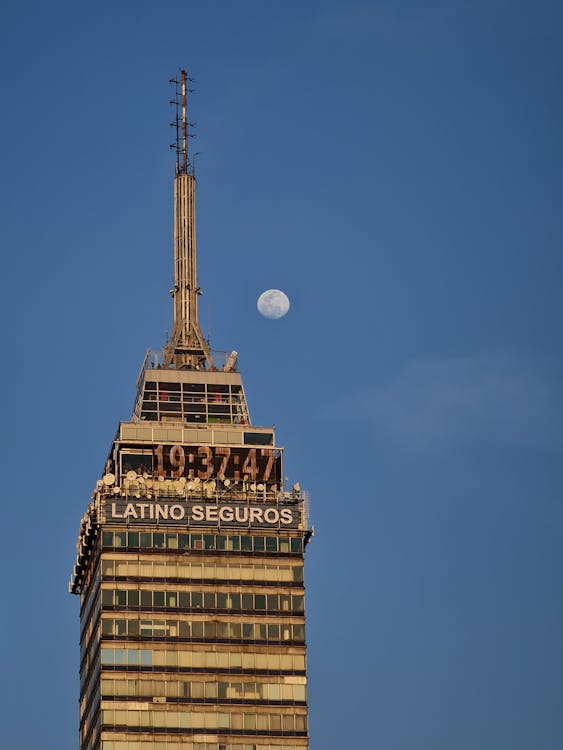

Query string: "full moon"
[[257, 289, 290, 319]]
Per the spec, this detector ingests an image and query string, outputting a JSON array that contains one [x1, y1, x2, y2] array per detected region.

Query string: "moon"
[[257, 289, 290, 319]]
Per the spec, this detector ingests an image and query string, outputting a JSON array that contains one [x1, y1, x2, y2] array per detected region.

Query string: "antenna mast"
[[164, 69, 213, 369]]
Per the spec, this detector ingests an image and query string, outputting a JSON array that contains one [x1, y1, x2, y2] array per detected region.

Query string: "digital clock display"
[[119, 444, 282, 484]]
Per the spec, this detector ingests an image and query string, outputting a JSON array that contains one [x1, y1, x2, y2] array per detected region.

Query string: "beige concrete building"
[[70, 71, 311, 750]]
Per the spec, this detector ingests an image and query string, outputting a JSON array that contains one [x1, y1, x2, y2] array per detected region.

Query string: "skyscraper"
[[70, 71, 311, 750]]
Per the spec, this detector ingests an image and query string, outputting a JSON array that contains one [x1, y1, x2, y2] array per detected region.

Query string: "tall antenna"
[[164, 69, 212, 370], [169, 69, 195, 176]]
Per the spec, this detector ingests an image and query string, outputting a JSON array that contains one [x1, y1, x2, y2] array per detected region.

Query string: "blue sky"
[[0, 1, 562, 749]]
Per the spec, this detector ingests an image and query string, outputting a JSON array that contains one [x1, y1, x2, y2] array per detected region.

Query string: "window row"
[[101, 618, 304, 643], [102, 742, 305, 750], [100, 647, 306, 672], [101, 676, 306, 702], [101, 559, 303, 584], [102, 708, 307, 733], [100, 738, 307, 750], [102, 589, 305, 614], [102, 531, 303, 554]]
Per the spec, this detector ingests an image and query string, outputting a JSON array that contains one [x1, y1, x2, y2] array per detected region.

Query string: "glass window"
[[102, 589, 113, 606], [191, 592, 203, 608], [115, 649, 126, 665], [270, 714, 282, 730], [244, 714, 256, 730], [128, 531, 139, 547], [266, 536, 277, 552], [153, 533, 164, 548], [101, 649, 113, 665], [290, 537, 302, 553], [215, 535, 226, 550], [228, 535, 240, 551], [230, 593, 241, 609], [166, 534, 178, 549], [102, 531, 114, 547], [178, 533, 189, 549], [140, 650, 152, 665], [128, 590, 139, 606], [292, 595, 304, 612], [267, 594, 278, 611], [141, 591, 152, 607], [217, 593, 228, 609], [242, 594, 253, 610], [279, 595, 290, 611], [153, 591, 165, 607], [253, 537, 265, 551], [283, 714, 294, 731], [179, 592, 190, 608], [279, 537, 290, 553], [116, 590, 127, 606], [256, 714, 268, 731], [114, 531, 127, 548], [242, 623, 254, 639], [191, 621, 203, 637], [140, 532, 152, 548], [254, 594, 266, 610], [241, 536, 252, 551], [166, 592, 177, 607], [204, 535, 215, 550], [203, 592, 215, 608], [296, 715, 307, 731]]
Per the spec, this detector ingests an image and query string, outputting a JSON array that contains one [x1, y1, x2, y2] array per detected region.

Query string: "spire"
[[164, 70, 213, 370]]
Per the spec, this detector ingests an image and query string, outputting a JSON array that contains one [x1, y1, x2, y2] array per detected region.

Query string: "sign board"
[[105, 498, 301, 529]]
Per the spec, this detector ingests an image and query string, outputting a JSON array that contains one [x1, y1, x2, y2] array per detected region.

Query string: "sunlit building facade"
[[70, 71, 311, 750]]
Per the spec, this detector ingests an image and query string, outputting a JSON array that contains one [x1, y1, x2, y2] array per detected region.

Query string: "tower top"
[[163, 70, 213, 369], [170, 69, 194, 176]]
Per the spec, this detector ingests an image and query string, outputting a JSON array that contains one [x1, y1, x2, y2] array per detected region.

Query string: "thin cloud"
[[332, 354, 563, 451]]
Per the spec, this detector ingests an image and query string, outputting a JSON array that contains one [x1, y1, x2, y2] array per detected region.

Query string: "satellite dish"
[[135, 493, 141, 499], [96, 480, 104, 490], [143, 472, 149, 479], [145, 479, 153, 488], [224, 479, 231, 487], [137, 476, 145, 485], [257, 483, 264, 491], [158, 476, 165, 482], [112, 486, 121, 495], [250, 483, 256, 491], [193, 477, 201, 486], [126, 470, 137, 481], [146, 492, 152, 499], [178, 477, 187, 485], [103, 473, 116, 486], [187, 482, 194, 491]]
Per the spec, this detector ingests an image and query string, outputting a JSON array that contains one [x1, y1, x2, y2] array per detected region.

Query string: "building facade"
[[70, 72, 311, 750]]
